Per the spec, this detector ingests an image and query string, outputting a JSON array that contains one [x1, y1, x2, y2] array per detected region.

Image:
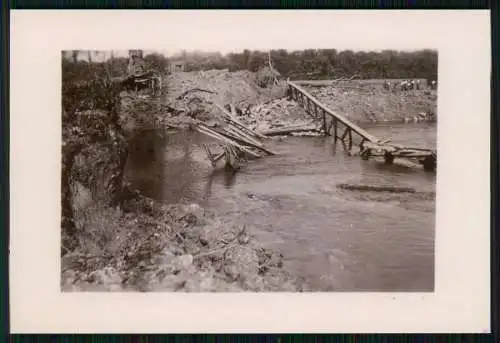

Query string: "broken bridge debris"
[[194, 103, 275, 170]]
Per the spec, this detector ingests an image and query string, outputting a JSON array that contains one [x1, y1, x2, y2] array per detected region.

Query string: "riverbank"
[[61, 73, 306, 292]]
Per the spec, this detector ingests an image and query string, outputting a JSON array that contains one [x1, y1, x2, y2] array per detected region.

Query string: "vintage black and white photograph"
[[10, 9, 491, 332], [61, 46, 438, 292]]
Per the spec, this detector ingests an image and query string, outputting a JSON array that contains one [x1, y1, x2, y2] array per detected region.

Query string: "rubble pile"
[[163, 69, 287, 124], [240, 98, 321, 136]]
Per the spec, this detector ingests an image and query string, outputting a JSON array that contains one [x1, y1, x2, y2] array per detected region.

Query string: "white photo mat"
[[9, 9, 491, 333]]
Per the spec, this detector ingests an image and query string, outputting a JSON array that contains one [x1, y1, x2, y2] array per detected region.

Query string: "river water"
[[124, 123, 436, 291]]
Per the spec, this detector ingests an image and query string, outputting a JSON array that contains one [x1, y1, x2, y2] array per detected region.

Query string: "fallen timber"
[[287, 81, 437, 171], [259, 124, 320, 136], [194, 104, 276, 170]]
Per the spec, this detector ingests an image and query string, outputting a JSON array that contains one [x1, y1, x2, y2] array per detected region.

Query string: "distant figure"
[[383, 80, 391, 91], [416, 80, 421, 90], [400, 80, 408, 91], [410, 80, 416, 90], [430, 80, 437, 90]]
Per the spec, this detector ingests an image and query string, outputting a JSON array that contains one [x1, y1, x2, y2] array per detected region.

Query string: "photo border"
[[7, 7, 493, 335]]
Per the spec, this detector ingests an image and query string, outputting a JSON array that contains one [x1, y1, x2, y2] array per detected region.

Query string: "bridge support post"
[[340, 127, 352, 153], [326, 116, 334, 136], [333, 119, 338, 142], [322, 111, 328, 135], [306, 98, 312, 117], [340, 127, 349, 142], [287, 85, 293, 100]]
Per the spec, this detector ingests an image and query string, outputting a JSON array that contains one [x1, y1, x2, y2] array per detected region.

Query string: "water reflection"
[[125, 129, 167, 201]]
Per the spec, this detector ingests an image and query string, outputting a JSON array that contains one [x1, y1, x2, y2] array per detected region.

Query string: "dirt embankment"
[[61, 72, 305, 292], [302, 82, 437, 124]]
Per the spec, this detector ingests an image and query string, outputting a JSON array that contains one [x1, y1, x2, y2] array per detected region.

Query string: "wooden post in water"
[[341, 127, 349, 142], [333, 119, 338, 142], [348, 128, 353, 150], [326, 116, 334, 136], [322, 110, 327, 135]]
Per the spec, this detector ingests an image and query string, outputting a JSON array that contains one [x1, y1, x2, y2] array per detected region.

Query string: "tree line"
[[173, 49, 437, 81], [62, 48, 438, 81]]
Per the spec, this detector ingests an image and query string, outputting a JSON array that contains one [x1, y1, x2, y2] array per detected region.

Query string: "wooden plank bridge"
[[286, 81, 437, 171], [193, 80, 437, 172]]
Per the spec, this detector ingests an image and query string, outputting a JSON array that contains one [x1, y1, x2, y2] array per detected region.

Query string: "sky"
[[52, 10, 464, 62]]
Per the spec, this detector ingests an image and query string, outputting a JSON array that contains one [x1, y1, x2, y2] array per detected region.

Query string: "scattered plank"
[[176, 88, 217, 100], [215, 103, 268, 140], [224, 121, 265, 147], [217, 126, 275, 156], [195, 124, 261, 158], [259, 125, 320, 136]]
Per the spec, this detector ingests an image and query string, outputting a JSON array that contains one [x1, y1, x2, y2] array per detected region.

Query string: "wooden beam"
[[341, 127, 350, 141], [333, 119, 338, 142], [225, 124, 264, 148], [202, 144, 216, 167], [215, 103, 267, 140], [348, 128, 353, 150], [322, 111, 327, 135], [326, 116, 333, 133], [220, 126, 275, 156], [259, 125, 319, 136], [195, 125, 261, 158]]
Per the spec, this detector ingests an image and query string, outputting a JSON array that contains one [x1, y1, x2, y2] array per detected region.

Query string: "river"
[[124, 123, 436, 292]]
